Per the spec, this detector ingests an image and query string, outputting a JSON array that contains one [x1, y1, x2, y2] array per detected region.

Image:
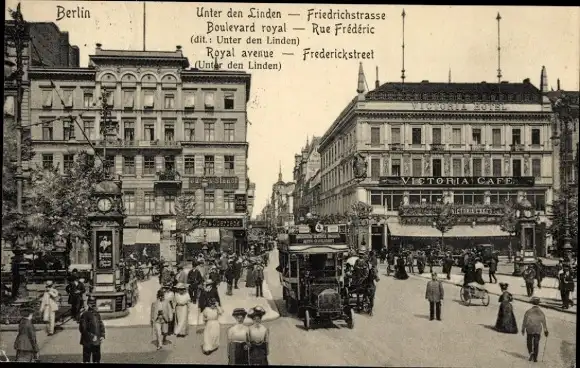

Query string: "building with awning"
[[122, 227, 161, 262]]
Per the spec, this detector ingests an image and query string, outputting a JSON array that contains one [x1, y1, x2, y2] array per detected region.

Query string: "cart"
[[277, 225, 354, 330]]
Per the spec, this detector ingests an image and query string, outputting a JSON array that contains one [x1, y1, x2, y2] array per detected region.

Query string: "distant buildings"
[[292, 137, 321, 220], [263, 165, 295, 229], [27, 43, 255, 262]]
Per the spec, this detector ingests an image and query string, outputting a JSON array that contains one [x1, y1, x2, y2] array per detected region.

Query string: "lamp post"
[[201, 176, 209, 253]]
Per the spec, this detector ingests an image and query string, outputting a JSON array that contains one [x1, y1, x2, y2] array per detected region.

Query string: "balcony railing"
[[389, 143, 404, 151], [470, 143, 486, 151], [93, 140, 181, 148], [510, 143, 525, 152], [430, 144, 445, 152], [154, 170, 182, 187]]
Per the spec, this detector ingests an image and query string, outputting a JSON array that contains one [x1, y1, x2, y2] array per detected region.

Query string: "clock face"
[[524, 210, 532, 218], [97, 198, 112, 212]]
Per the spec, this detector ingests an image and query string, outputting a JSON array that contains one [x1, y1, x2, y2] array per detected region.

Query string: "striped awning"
[[185, 228, 220, 243]]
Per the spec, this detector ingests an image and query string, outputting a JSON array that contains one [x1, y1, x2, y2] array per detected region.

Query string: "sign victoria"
[[379, 176, 535, 187]]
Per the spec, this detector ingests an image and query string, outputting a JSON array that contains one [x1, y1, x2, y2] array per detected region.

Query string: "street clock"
[[97, 197, 113, 213]]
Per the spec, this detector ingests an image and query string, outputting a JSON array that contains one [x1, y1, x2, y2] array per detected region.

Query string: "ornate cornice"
[[357, 110, 553, 121], [29, 68, 96, 80]]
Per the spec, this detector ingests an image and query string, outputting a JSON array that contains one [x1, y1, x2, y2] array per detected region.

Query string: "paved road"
[[1, 254, 575, 366]]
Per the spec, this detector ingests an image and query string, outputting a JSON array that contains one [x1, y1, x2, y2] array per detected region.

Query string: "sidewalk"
[[411, 271, 577, 315], [59, 264, 279, 328]]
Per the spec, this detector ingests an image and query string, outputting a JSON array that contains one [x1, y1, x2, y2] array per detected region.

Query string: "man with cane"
[[521, 297, 549, 362]]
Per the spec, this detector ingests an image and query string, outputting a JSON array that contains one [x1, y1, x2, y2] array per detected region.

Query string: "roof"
[[365, 80, 542, 103]]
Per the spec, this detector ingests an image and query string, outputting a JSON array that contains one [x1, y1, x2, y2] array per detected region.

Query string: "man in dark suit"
[[521, 297, 549, 362], [187, 261, 203, 304], [233, 255, 243, 289], [66, 274, 86, 322], [79, 296, 106, 363], [13, 308, 39, 362], [425, 272, 444, 321]]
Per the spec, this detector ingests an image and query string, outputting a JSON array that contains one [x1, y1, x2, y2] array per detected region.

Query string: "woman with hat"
[[198, 279, 222, 325], [246, 306, 269, 365], [201, 297, 223, 354], [173, 283, 191, 337], [162, 283, 176, 337], [13, 307, 39, 362], [40, 280, 60, 336], [245, 258, 256, 288], [227, 308, 249, 365], [494, 282, 518, 334]]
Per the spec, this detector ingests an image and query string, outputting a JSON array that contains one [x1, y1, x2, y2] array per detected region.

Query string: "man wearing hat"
[[232, 255, 243, 289], [425, 272, 444, 321], [150, 289, 172, 349], [224, 257, 236, 296], [66, 274, 85, 322], [522, 264, 537, 297], [253, 262, 265, 298], [187, 261, 203, 304], [79, 295, 105, 363], [13, 307, 39, 362], [521, 297, 549, 362], [40, 280, 60, 335], [175, 264, 188, 285]]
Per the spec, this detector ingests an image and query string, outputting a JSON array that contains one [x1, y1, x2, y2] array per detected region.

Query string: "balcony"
[[138, 140, 181, 149], [510, 143, 525, 152], [430, 144, 445, 152], [93, 139, 137, 148], [389, 143, 404, 151], [470, 143, 486, 152], [154, 170, 182, 188]]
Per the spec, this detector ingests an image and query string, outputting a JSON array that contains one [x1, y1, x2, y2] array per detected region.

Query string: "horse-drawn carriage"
[[344, 252, 378, 315], [277, 225, 355, 330]]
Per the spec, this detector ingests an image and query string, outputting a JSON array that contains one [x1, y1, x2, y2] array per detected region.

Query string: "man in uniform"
[[522, 264, 537, 297], [521, 297, 549, 362]]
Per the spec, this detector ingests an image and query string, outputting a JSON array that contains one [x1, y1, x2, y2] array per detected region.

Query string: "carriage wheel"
[[482, 291, 490, 306], [459, 286, 471, 306], [346, 308, 355, 329], [304, 309, 311, 330]]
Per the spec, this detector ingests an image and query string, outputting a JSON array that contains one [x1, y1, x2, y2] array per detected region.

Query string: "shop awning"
[[388, 223, 441, 238], [445, 225, 510, 238], [185, 228, 220, 243], [123, 228, 138, 245], [135, 229, 161, 244]]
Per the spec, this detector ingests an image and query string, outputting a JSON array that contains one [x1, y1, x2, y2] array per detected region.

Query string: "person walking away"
[[522, 265, 536, 297], [227, 308, 249, 365], [425, 272, 444, 321], [66, 274, 85, 322], [387, 251, 395, 276], [406, 252, 415, 274], [79, 295, 105, 363], [233, 255, 243, 289], [254, 263, 265, 298], [13, 308, 39, 362], [202, 298, 223, 355], [474, 258, 486, 285], [150, 289, 171, 350], [559, 268, 575, 309], [442, 252, 454, 280], [187, 261, 203, 304], [173, 283, 191, 337], [225, 257, 235, 296], [521, 297, 549, 362], [489, 257, 498, 284], [198, 279, 222, 325], [220, 254, 229, 283], [247, 306, 270, 365], [494, 283, 518, 333], [535, 259, 545, 289], [40, 280, 60, 336]]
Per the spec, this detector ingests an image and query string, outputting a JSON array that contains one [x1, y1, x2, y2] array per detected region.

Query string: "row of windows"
[[41, 119, 237, 142], [41, 153, 238, 176], [369, 190, 547, 211], [122, 190, 238, 215], [376, 92, 538, 103], [368, 157, 543, 179], [369, 126, 544, 146], [39, 88, 236, 111], [321, 130, 356, 169]]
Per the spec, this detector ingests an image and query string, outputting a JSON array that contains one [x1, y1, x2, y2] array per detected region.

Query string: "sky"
[[5, 1, 580, 218]]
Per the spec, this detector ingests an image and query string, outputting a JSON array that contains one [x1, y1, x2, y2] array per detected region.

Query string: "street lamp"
[[201, 176, 209, 251]]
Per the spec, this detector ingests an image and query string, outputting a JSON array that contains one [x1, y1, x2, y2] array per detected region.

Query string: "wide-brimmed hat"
[[232, 308, 247, 318], [530, 296, 541, 305], [247, 305, 266, 318], [45, 280, 54, 287], [499, 282, 509, 290], [204, 279, 214, 286], [175, 282, 187, 290]]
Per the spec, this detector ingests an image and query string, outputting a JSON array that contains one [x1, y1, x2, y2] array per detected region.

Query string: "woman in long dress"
[[494, 283, 518, 334], [227, 308, 249, 365], [163, 284, 176, 337], [245, 259, 256, 288], [202, 297, 222, 354], [394, 254, 409, 280], [246, 306, 269, 365], [173, 283, 191, 337]]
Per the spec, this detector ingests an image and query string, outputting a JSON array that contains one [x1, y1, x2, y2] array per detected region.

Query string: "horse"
[[344, 256, 378, 315]]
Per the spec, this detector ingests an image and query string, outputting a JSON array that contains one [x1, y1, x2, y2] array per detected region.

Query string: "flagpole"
[[143, 2, 146, 51]]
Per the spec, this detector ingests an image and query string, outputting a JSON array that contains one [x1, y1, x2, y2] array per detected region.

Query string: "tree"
[[24, 151, 107, 253], [548, 190, 578, 254], [433, 203, 457, 249], [499, 199, 519, 262], [174, 193, 201, 261]]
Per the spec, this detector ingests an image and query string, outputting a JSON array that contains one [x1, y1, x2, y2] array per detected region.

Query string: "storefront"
[[122, 224, 161, 262], [183, 216, 246, 258]]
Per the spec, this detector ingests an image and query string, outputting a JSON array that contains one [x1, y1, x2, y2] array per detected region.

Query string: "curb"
[[409, 274, 577, 315]]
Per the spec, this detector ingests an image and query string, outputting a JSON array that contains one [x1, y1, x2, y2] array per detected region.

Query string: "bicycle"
[[459, 284, 490, 306]]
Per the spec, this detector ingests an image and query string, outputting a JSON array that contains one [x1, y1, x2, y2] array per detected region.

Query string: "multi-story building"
[[28, 44, 253, 262], [292, 137, 321, 220], [269, 167, 295, 229], [318, 63, 556, 255]]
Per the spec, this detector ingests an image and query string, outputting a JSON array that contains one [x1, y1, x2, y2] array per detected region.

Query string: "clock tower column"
[[512, 198, 538, 276], [87, 178, 130, 319]]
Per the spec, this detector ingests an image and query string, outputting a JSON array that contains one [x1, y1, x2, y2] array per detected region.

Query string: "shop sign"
[[289, 233, 347, 245], [201, 217, 244, 229], [399, 205, 504, 217], [234, 194, 247, 213], [138, 223, 160, 230], [379, 176, 535, 187], [189, 176, 239, 190]]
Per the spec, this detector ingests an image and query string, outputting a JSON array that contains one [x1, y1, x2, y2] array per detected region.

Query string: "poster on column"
[[96, 231, 114, 270]]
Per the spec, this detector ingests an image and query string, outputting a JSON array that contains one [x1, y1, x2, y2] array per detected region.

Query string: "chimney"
[[96, 43, 102, 51], [523, 78, 530, 84], [540, 66, 549, 94], [176, 45, 182, 51], [557, 78, 561, 91], [357, 62, 366, 100], [375, 66, 380, 89]]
